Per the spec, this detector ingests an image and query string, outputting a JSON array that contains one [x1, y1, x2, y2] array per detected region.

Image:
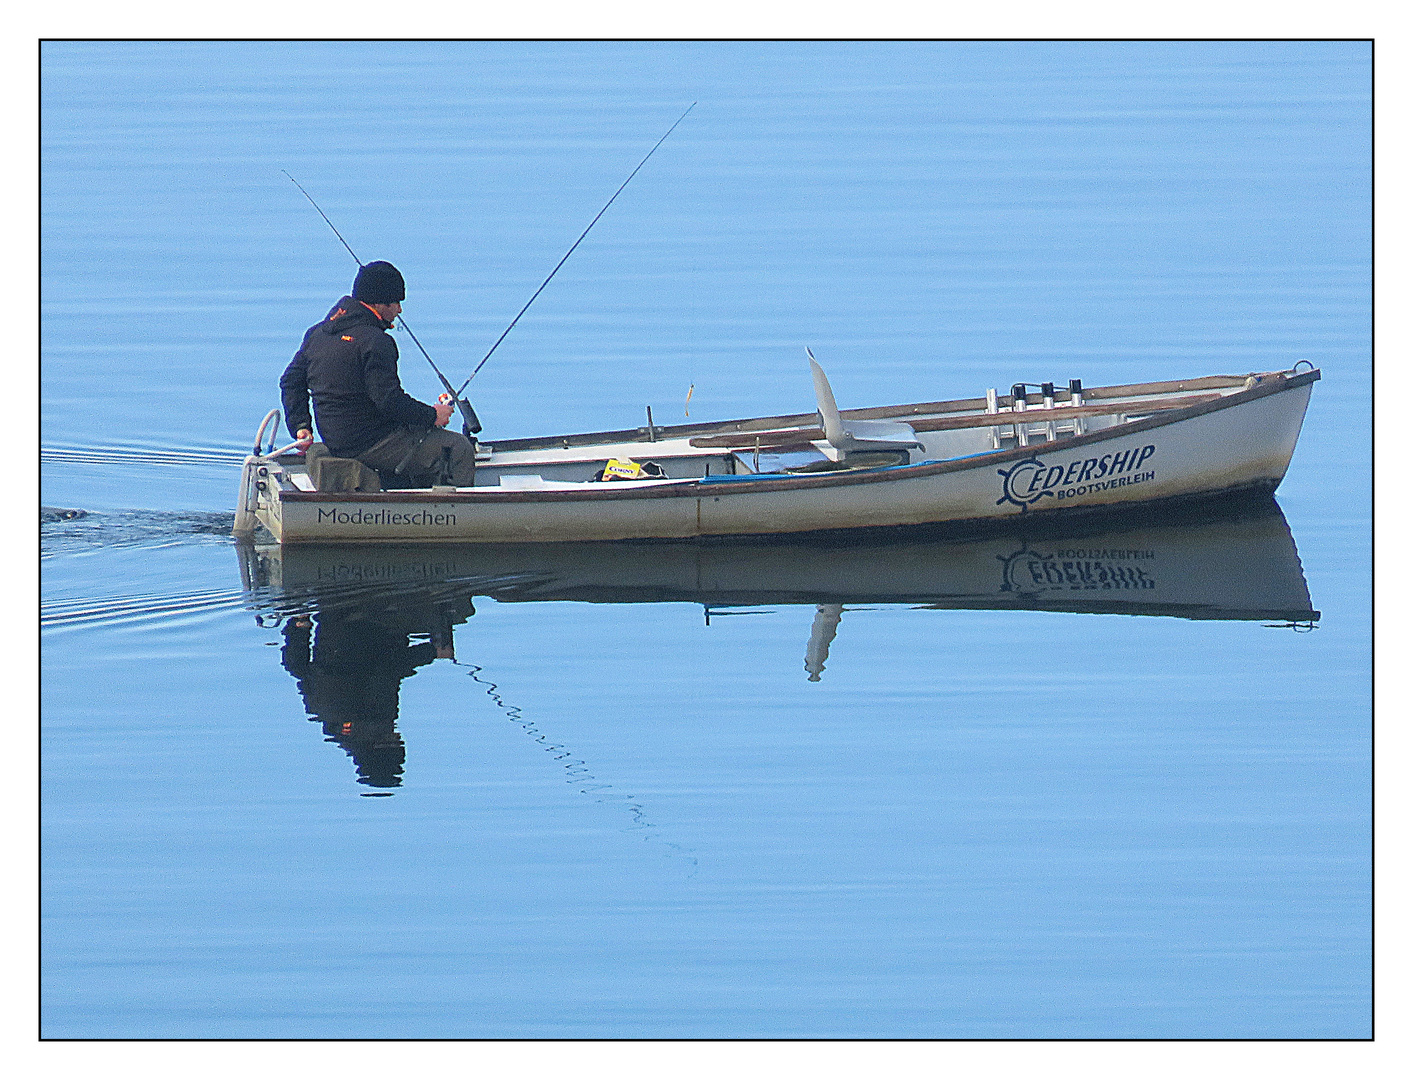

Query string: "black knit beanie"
[[352, 261, 406, 304]]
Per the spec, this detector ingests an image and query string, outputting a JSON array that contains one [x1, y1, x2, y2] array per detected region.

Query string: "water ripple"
[[42, 443, 247, 469], [42, 587, 250, 631], [41, 509, 237, 558], [44, 563, 540, 636]]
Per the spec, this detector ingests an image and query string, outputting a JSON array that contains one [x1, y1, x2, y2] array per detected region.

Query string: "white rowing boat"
[[234, 359, 1318, 545]]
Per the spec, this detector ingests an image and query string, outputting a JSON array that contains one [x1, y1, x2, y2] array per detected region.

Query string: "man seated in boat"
[[279, 260, 477, 486]]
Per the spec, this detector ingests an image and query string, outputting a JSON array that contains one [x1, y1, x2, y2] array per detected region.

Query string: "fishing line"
[[286, 102, 695, 422], [456, 101, 697, 393], [283, 171, 482, 436], [458, 659, 696, 866]]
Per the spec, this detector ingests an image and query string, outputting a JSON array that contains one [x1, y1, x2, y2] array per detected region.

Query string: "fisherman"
[[280, 261, 477, 486]]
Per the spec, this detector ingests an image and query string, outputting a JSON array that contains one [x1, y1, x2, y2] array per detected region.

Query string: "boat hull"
[[255, 371, 1315, 545]]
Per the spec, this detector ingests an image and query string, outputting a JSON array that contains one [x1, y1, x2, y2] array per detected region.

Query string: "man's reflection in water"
[[280, 593, 473, 790]]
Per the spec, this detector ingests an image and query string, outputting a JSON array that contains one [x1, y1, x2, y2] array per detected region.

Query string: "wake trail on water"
[[42, 574, 491, 634], [44, 533, 537, 633], [42, 587, 252, 632], [41, 442, 248, 470], [43, 509, 247, 632], [43, 440, 249, 556], [41, 508, 238, 559]]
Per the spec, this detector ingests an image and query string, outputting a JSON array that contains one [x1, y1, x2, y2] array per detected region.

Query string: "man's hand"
[[434, 402, 454, 428], [295, 428, 314, 451]]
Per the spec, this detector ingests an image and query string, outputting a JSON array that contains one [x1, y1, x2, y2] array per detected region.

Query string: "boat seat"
[[305, 443, 381, 493], [808, 350, 924, 460]]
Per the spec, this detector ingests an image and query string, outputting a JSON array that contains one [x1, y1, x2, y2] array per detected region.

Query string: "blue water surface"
[[40, 41, 1370, 1039]]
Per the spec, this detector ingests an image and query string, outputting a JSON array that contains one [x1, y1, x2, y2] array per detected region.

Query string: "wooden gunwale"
[[686, 391, 1226, 449], [488, 373, 1261, 452], [277, 370, 1318, 507]]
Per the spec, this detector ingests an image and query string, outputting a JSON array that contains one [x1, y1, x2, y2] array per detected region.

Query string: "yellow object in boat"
[[602, 458, 644, 481]]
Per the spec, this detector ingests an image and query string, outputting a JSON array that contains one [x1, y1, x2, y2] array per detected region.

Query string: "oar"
[[261, 439, 307, 459]]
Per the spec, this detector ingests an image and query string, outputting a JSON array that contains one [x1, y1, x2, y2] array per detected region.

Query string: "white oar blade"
[[807, 349, 846, 448]]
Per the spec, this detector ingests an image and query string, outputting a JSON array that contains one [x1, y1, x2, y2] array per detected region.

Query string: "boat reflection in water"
[[238, 495, 1317, 788]]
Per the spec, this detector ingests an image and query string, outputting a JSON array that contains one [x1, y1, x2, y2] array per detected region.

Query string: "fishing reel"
[[439, 392, 482, 439]]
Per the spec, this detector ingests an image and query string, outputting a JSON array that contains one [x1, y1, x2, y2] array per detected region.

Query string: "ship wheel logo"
[[996, 457, 1054, 511], [996, 542, 1048, 597]]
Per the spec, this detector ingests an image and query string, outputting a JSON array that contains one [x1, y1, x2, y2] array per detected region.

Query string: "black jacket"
[[280, 296, 437, 457]]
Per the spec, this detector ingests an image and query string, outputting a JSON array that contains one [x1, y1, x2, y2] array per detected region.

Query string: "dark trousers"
[[357, 426, 477, 487]]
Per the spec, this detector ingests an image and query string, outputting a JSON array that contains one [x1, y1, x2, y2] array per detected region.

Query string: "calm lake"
[[40, 41, 1370, 1038]]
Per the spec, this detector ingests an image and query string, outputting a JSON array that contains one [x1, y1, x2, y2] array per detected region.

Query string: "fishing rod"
[[454, 101, 697, 396], [282, 171, 482, 437]]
